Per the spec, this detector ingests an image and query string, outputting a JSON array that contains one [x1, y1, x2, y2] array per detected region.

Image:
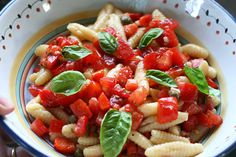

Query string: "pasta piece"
[[62, 124, 77, 138], [77, 144, 87, 150], [152, 9, 166, 20], [28, 95, 41, 104], [107, 14, 127, 41], [141, 116, 156, 127], [199, 60, 209, 76], [181, 44, 209, 59], [83, 68, 94, 79], [128, 131, 153, 149], [32, 68, 52, 86], [49, 107, 69, 124], [211, 95, 221, 107], [175, 76, 190, 84], [26, 102, 56, 125], [145, 141, 203, 157], [139, 112, 188, 132], [150, 130, 190, 144], [93, 14, 109, 32], [134, 61, 149, 92], [49, 132, 63, 142], [168, 87, 180, 98], [114, 8, 123, 16], [207, 66, 217, 79], [138, 102, 158, 117], [35, 44, 48, 57], [168, 125, 181, 136], [67, 23, 98, 42], [83, 144, 103, 157], [128, 27, 145, 48], [106, 64, 123, 78], [78, 137, 99, 146], [149, 88, 160, 101], [96, 3, 114, 22]]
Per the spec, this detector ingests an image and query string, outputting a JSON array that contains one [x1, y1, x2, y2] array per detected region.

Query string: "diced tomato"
[[28, 84, 43, 97], [131, 112, 144, 130], [181, 102, 202, 115], [197, 110, 222, 128], [157, 87, 170, 99], [115, 37, 134, 61], [102, 53, 117, 69], [207, 77, 218, 89], [127, 13, 143, 21], [70, 99, 92, 119], [30, 118, 48, 137], [178, 82, 198, 102], [112, 84, 130, 99], [127, 142, 138, 155], [74, 116, 89, 137], [126, 56, 142, 72], [49, 119, 64, 133], [92, 69, 105, 82], [33, 66, 41, 73], [67, 36, 79, 45], [124, 104, 138, 113], [117, 66, 133, 87], [96, 112, 105, 126], [182, 115, 199, 132], [110, 95, 125, 108], [147, 18, 179, 31], [88, 97, 100, 115], [143, 52, 159, 70], [125, 79, 138, 91], [85, 81, 102, 100], [155, 50, 173, 71], [56, 36, 77, 47], [200, 96, 215, 112], [139, 14, 152, 26], [128, 87, 148, 106], [157, 28, 179, 48], [39, 89, 58, 107], [100, 77, 116, 95], [51, 60, 83, 76], [171, 48, 184, 67], [40, 55, 60, 69], [157, 97, 178, 123], [166, 67, 184, 78], [54, 137, 76, 154], [98, 92, 111, 111], [124, 23, 138, 38], [148, 79, 159, 88]]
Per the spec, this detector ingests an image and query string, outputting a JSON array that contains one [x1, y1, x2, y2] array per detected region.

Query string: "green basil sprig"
[[138, 28, 163, 49], [146, 69, 177, 87], [100, 110, 132, 157], [50, 70, 86, 96], [62, 45, 92, 61], [184, 65, 209, 95], [98, 32, 118, 54]]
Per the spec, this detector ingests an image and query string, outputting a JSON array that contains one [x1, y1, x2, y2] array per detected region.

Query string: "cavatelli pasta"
[[138, 102, 158, 117], [61, 124, 77, 138], [78, 137, 99, 146], [150, 130, 190, 144], [168, 125, 181, 136], [139, 112, 188, 132], [128, 131, 153, 149], [106, 64, 123, 78], [67, 23, 98, 42], [141, 116, 156, 127], [175, 76, 190, 84], [93, 14, 109, 32], [207, 66, 217, 79], [26, 102, 56, 125], [128, 27, 145, 48], [49, 107, 69, 124], [49, 132, 63, 142], [149, 88, 160, 101], [35, 44, 48, 57], [145, 141, 203, 157], [181, 44, 209, 59], [134, 61, 149, 92], [96, 3, 114, 22], [199, 60, 209, 76], [30, 68, 52, 86], [152, 9, 166, 20], [83, 144, 103, 157]]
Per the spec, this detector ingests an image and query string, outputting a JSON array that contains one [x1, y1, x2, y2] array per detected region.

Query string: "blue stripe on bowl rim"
[[0, 0, 235, 157]]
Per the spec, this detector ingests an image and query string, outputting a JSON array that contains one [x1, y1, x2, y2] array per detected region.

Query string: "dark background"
[[0, 0, 235, 156]]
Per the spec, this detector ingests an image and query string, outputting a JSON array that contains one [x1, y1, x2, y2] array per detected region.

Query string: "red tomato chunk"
[[54, 137, 76, 154], [70, 99, 92, 119], [30, 118, 48, 137]]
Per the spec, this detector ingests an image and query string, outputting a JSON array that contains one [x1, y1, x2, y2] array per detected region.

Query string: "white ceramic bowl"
[[0, 0, 236, 156]]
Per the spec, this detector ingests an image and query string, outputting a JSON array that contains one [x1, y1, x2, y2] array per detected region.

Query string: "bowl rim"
[[0, 0, 235, 157]]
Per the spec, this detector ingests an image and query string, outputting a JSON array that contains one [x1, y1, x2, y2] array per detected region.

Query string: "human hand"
[[0, 97, 32, 157]]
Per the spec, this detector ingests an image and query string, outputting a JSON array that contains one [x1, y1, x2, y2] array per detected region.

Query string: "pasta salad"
[[26, 4, 222, 157]]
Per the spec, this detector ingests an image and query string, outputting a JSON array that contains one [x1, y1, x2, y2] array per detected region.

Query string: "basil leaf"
[[209, 86, 220, 97], [184, 65, 209, 95], [98, 32, 118, 54], [138, 28, 163, 49], [146, 69, 177, 87], [100, 110, 132, 157], [62, 45, 92, 60], [50, 70, 86, 96]]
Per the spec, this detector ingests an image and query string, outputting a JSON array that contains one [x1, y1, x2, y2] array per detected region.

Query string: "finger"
[[0, 97, 14, 116], [16, 147, 33, 157]]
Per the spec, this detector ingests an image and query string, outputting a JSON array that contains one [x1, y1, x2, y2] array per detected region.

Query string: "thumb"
[[0, 98, 14, 116]]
